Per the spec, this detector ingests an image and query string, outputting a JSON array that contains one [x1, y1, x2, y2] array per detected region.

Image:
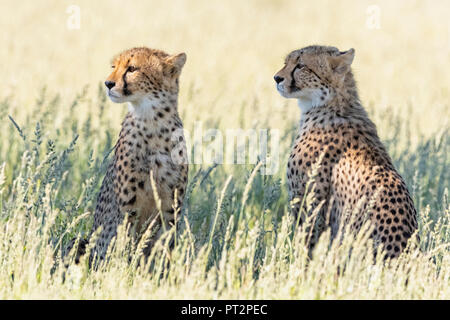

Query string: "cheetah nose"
[[105, 81, 116, 90], [274, 76, 284, 84]]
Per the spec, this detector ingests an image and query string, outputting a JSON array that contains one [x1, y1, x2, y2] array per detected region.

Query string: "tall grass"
[[0, 0, 449, 299], [0, 85, 448, 299]]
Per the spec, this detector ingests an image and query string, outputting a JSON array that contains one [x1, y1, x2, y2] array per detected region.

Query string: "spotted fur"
[[72, 47, 188, 266], [274, 45, 418, 258]]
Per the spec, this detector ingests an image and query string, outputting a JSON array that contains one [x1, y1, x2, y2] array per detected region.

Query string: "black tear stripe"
[[122, 67, 132, 96], [289, 64, 302, 91]]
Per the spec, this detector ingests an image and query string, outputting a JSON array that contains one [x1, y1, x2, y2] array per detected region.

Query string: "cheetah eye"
[[128, 66, 138, 73], [111, 66, 115, 69]]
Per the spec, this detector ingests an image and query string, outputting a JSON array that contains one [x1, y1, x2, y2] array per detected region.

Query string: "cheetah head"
[[105, 47, 186, 104], [274, 45, 355, 110]]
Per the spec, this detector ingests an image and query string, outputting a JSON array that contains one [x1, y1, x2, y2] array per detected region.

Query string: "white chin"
[[108, 93, 126, 103], [277, 86, 294, 99], [276, 85, 286, 96]]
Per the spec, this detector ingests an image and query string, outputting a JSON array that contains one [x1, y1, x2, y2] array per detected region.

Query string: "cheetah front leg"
[[288, 159, 331, 252]]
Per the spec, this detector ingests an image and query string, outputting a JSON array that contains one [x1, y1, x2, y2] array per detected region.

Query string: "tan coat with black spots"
[[274, 45, 418, 259], [81, 47, 188, 266]]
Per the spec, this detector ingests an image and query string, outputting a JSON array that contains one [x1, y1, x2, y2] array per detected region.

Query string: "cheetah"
[[69, 47, 189, 266], [274, 45, 418, 259]]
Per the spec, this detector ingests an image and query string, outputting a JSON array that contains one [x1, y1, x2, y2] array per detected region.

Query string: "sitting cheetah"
[[70, 47, 189, 266], [274, 45, 418, 258]]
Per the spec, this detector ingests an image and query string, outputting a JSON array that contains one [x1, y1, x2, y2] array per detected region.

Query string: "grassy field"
[[0, 0, 449, 299]]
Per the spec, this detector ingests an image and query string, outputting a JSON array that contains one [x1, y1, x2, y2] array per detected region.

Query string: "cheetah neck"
[[128, 94, 178, 120], [298, 92, 385, 153], [297, 88, 333, 115]]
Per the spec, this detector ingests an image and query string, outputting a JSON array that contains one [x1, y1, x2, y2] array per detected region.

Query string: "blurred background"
[[0, 0, 448, 137], [0, 0, 448, 299]]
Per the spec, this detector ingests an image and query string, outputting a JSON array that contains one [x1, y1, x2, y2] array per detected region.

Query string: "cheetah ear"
[[164, 52, 187, 77], [329, 48, 355, 74]]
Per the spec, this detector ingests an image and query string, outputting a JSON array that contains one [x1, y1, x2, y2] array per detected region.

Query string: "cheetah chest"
[[113, 120, 186, 224]]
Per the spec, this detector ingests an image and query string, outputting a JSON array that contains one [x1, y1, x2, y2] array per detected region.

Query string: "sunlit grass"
[[0, 0, 449, 299]]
